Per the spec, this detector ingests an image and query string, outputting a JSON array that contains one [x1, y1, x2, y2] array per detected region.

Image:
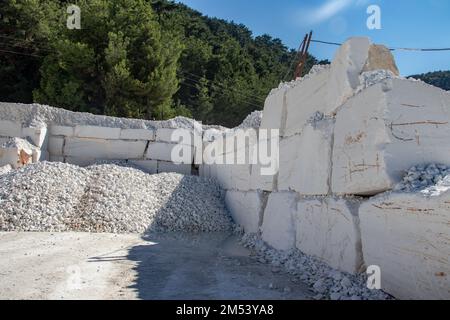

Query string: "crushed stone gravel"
[[393, 163, 450, 196], [240, 233, 392, 300], [0, 162, 232, 233]]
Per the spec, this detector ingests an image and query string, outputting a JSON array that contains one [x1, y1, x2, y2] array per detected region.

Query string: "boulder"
[[74, 125, 121, 140], [362, 44, 399, 76], [65, 138, 146, 160], [261, 192, 297, 251], [225, 190, 267, 233], [49, 125, 74, 137], [360, 191, 450, 299], [278, 118, 334, 195], [0, 120, 22, 137], [260, 87, 287, 134], [0, 137, 38, 168], [146, 142, 194, 164], [325, 37, 372, 113], [332, 78, 450, 195], [295, 197, 363, 274], [120, 128, 155, 141], [48, 137, 64, 156], [284, 68, 330, 137]]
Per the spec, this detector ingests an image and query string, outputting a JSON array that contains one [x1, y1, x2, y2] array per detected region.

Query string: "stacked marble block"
[[200, 128, 276, 234], [202, 37, 450, 299], [47, 125, 194, 175]]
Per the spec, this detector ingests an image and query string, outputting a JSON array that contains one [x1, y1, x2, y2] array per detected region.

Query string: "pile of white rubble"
[[0, 162, 232, 233]]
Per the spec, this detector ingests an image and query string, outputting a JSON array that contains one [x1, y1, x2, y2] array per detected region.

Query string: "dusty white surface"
[[225, 191, 266, 233], [332, 78, 450, 195], [359, 192, 450, 300], [325, 37, 371, 112], [278, 119, 333, 195], [260, 87, 287, 134], [0, 232, 312, 300], [284, 68, 330, 137], [261, 192, 297, 251], [295, 197, 363, 274]]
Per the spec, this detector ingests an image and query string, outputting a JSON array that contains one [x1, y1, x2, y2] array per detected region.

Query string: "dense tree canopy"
[[410, 71, 450, 91], [0, 0, 326, 126]]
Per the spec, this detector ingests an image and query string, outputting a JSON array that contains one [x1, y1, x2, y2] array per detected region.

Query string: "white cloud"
[[295, 0, 370, 26]]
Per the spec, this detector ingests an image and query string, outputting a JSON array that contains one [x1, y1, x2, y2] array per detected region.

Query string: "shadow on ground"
[[125, 232, 312, 300]]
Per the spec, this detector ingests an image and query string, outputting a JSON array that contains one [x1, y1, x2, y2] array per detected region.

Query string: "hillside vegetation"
[[0, 0, 325, 127], [410, 71, 450, 91]]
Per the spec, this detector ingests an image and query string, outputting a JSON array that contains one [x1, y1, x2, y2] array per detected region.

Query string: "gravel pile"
[[0, 102, 212, 132], [0, 162, 232, 233], [393, 164, 450, 196], [240, 233, 392, 300], [0, 165, 12, 176], [235, 110, 263, 130], [357, 70, 399, 93]]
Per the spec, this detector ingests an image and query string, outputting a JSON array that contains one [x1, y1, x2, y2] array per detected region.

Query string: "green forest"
[[0, 0, 448, 127], [411, 71, 450, 91], [0, 0, 324, 127]]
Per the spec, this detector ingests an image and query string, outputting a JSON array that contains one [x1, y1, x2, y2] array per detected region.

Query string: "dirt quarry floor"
[[0, 232, 312, 300]]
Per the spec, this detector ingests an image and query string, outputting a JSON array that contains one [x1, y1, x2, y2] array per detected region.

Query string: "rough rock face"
[[0, 137, 40, 169], [360, 190, 450, 300], [295, 197, 363, 274], [332, 78, 450, 195], [261, 192, 297, 251], [362, 44, 399, 76], [325, 37, 372, 113], [278, 117, 334, 195]]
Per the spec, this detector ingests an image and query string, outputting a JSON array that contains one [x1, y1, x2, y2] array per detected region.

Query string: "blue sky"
[[177, 0, 450, 76]]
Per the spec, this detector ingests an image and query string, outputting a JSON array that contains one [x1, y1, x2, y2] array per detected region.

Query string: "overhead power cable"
[[311, 39, 450, 52]]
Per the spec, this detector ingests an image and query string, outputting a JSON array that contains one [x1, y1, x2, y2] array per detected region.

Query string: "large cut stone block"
[[74, 125, 121, 140], [22, 126, 48, 149], [284, 68, 330, 137], [49, 125, 74, 137], [362, 44, 399, 75], [120, 128, 155, 141], [360, 192, 450, 300], [0, 138, 37, 168], [325, 37, 371, 112], [0, 120, 22, 137], [225, 190, 267, 234], [156, 128, 195, 144], [295, 197, 363, 274], [212, 164, 234, 190], [64, 138, 146, 159], [278, 119, 334, 195], [260, 87, 287, 134], [48, 137, 64, 156], [332, 79, 450, 195], [261, 192, 297, 251], [146, 142, 194, 164]]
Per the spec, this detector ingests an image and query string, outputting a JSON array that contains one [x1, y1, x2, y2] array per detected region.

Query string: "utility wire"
[[311, 39, 450, 52], [179, 70, 265, 102], [0, 48, 43, 58], [181, 78, 263, 110]]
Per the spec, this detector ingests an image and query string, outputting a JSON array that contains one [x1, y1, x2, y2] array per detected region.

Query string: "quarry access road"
[[0, 232, 312, 300]]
